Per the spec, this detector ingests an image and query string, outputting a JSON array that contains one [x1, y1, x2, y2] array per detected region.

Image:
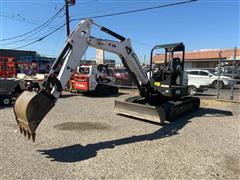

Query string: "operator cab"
[[149, 42, 189, 97]]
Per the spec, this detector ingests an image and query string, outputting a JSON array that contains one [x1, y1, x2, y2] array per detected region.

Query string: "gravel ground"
[[0, 90, 239, 179], [203, 87, 240, 101]]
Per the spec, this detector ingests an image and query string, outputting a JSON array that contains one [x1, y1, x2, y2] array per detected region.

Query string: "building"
[[0, 49, 56, 63], [0, 49, 36, 62], [80, 60, 96, 65], [0, 49, 56, 76], [95, 49, 115, 67], [153, 48, 240, 69], [104, 59, 115, 67]]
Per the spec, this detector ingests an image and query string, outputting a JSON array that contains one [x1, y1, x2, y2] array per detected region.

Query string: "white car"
[[182, 71, 208, 95], [146, 69, 207, 95], [186, 69, 233, 89]]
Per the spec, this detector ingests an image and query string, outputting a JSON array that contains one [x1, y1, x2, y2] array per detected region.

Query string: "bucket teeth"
[[18, 125, 36, 142], [23, 129, 27, 136], [27, 131, 31, 140], [32, 133, 36, 142]]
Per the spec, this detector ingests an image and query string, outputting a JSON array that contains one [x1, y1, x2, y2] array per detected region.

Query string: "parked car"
[[215, 65, 240, 84], [186, 69, 234, 89], [148, 68, 208, 94], [185, 71, 208, 94], [108, 68, 134, 86]]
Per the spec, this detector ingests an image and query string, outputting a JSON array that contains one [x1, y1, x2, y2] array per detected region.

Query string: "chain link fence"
[[216, 82, 240, 102], [214, 48, 239, 102]]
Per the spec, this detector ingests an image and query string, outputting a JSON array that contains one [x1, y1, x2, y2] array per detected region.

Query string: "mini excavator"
[[14, 19, 200, 141]]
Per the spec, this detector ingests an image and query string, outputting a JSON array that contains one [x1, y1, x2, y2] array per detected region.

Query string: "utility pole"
[[65, 0, 75, 37]]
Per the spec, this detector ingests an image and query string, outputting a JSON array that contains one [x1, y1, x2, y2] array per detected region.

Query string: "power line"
[[0, 13, 65, 29], [13, 0, 198, 50], [3, 20, 66, 46], [71, 6, 123, 18], [3, 20, 67, 47], [71, 0, 198, 21], [0, 14, 40, 26], [0, 5, 65, 41], [14, 23, 66, 49]]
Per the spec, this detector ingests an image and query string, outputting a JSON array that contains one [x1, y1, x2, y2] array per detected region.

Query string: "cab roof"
[[152, 42, 185, 52]]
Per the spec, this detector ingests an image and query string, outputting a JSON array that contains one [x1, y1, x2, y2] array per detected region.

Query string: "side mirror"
[[208, 74, 212, 77]]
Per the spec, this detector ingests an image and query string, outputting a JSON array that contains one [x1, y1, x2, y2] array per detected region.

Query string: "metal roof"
[[152, 42, 185, 52]]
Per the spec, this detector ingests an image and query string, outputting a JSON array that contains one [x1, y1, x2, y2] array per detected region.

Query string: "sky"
[[0, 0, 239, 63]]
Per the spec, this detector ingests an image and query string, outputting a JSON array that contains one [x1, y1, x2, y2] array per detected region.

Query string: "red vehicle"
[[68, 64, 117, 95], [108, 68, 134, 86], [70, 71, 90, 92]]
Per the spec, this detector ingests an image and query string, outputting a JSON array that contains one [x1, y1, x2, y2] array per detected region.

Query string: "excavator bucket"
[[14, 91, 55, 141], [114, 100, 166, 124]]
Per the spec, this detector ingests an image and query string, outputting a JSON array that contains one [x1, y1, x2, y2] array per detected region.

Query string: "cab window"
[[79, 67, 90, 74]]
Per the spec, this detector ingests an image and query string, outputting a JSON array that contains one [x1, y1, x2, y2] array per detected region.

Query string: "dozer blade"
[[114, 100, 166, 124], [14, 91, 55, 142]]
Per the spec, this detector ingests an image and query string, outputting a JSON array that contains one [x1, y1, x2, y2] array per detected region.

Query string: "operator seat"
[[152, 58, 182, 85], [170, 58, 182, 85]]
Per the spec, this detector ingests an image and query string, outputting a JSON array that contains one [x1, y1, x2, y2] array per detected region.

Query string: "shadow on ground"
[[60, 93, 79, 98], [0, 104, 13, 109], [83, 92, 128, 98], [60, 92, 128, 99], [194, 93, 216, 97], [53, 122, 111, 131], [38, 107, 233, 163]]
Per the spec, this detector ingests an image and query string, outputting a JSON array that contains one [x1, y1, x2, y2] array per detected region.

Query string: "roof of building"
[[153, 48, 240, 62], [0, 49, 36, 57]]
